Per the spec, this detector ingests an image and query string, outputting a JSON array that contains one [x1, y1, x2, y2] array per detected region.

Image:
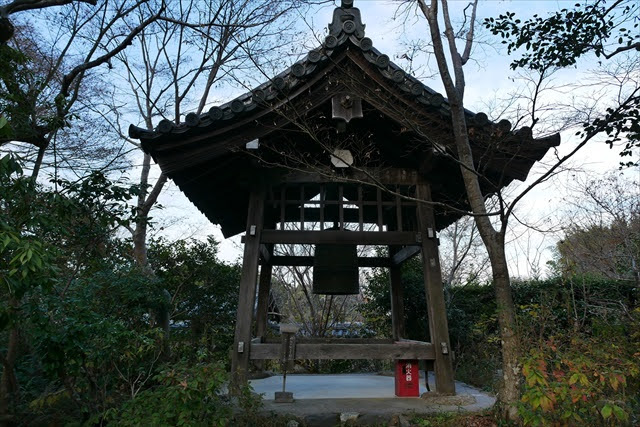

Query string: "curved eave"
[[128, 3, 561, 237], [132, 31, 558, 176]]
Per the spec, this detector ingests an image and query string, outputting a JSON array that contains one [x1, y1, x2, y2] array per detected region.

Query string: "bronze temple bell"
[[312, 243, 359, 295], [311, 93, 362, 296]]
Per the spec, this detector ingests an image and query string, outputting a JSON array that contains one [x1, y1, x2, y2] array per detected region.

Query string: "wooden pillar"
[[416, 183, 455, 395], [254, 255, 273, 339], [253, 247, 273, 371], [230, 188, 265, 393], [388, 247, 406, 341]]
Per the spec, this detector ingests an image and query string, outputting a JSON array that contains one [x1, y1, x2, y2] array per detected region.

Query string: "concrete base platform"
[[250, 373, 495, 420]]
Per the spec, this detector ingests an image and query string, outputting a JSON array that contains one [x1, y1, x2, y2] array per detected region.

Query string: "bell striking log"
[[313, 244, 359, 295]]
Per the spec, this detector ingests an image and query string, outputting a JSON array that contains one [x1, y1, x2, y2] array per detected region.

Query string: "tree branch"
[[603, 42, 640, 59], [2, 0, 96, 15], [59, 3, 164, 97], [504, 88, 639, 226], [140, 173, 167, 216], [460, 0, 478, 65]]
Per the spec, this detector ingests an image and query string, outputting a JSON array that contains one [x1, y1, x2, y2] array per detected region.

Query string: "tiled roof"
[[129, 0, 510, 144], [129, 0, 560, 237]]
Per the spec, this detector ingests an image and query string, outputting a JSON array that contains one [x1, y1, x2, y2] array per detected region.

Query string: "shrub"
[[518, 308, 640, 426], [107, 361, 232, 426]]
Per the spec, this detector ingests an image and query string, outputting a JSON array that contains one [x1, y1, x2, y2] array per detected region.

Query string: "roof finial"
[[329, 0, 365, 38]]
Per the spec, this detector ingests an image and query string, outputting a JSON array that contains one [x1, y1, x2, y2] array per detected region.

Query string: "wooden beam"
[[230, 188, 265, 393], [260, 230, 421, 246], [396, 193, 403, 231], [376, 187, 383, 231], [249, 341, 435, 360], [259, 244, 271, 264], [264, 338, 394, 344], [389, 247, 406, 341], [282, 167, 426, 186], [357, 185, 364, 231], [266, 255, 391, 268], [416, 183, 455, 395], [319, 184, 325, 230], [272, 207, 409, 227], [391, 246, 421, 266], [255, 247, 273, 337], [253, 258, 272, 372]]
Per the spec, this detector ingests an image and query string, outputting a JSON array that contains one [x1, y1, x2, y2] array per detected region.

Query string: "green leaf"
[[531, 396, 541, 409], [612, 405, 628, 421], [601, 404, 613, 419]]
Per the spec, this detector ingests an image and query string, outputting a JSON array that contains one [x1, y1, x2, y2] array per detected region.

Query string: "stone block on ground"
[[389, 414, 411, 427], [304, 413, 339, 427], [340, 411, 359, 423], [420, 392, 476, 406], [355, 413, 391, 426], [275, 391, 294, 403]]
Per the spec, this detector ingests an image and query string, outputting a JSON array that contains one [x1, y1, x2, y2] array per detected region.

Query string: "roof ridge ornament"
[[328, 0, 365, 39]]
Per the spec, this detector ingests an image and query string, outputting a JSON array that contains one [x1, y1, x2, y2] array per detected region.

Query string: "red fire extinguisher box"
[[395, 359, 420, 397]]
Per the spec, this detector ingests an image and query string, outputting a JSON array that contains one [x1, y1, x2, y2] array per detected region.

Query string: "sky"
[[149, 0, 639, 278]]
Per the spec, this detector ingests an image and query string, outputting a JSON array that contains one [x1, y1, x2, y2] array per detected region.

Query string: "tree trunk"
[[0, 325, 20, 424], [133, 153, 167, 270], [451, 103, 522, 419], [133, 153, 153, 269], [418, 0, 522, 414], [486, 236, 520, 419], [31, 144, 47, 181], [133, 152, 169, 351], [132, 217, 149, 268]]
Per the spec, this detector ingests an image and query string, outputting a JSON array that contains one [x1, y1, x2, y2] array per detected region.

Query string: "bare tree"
[[556, 171, 639, 285], [414, 1, 522, 413], [439, 215, 489, 287], [0, 0, 98, 43], [414, 0, 639, 417], [115, 0, 297, 268], [1, 23, 134, 178], [0, 0, 164, 179]]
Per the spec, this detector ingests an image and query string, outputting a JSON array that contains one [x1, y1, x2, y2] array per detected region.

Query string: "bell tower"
[[131, 0, 560, 399]]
